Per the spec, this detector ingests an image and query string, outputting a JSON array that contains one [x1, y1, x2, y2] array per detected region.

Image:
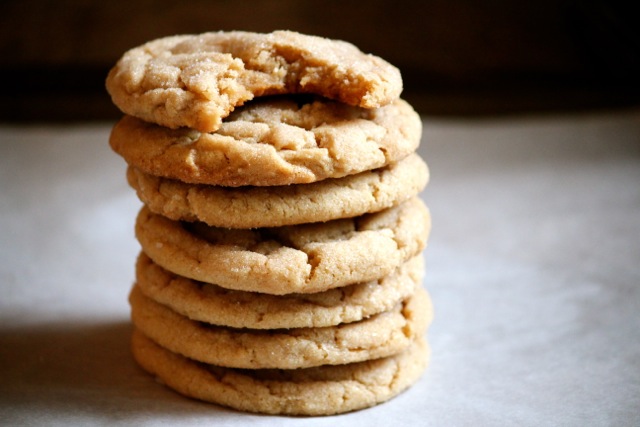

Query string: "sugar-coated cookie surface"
[[127, 153, 429, 228], [131, 329, 429, 416], [106, 30, 403, 132], [135, 197, 430, 295], [129, 286, 431, 369], [110, 97, 421, 186], [136, 252, 424, 329]]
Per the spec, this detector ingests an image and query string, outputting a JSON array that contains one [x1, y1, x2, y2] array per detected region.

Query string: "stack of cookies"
[[106, 30, 432, 416]]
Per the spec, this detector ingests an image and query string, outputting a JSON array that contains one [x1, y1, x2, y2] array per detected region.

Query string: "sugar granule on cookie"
[[106, 30, 403, 132]]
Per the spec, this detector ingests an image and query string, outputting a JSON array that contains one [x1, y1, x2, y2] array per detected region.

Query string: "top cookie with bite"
[[106, 30, 403, 132]]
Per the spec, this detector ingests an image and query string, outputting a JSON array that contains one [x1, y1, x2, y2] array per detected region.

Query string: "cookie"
[[132, 328, 428, 415], [109, 97, 421, 186], [129, 285, 431, 369], [127, 152, 429, 229], [135, 252, 424, 329], [135, 197, 430, 295], [106, 30, 403, 133]]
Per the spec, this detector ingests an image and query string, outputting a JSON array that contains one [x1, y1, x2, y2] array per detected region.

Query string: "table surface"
[[1, 109, 639, 426]]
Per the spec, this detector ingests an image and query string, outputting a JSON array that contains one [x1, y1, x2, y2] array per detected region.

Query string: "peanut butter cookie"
[[135, 197, 430, 295], [106, 31, 403, 132], [127, 153, 429, 228], [135, 252, 424, 329], [110, 97, 420, 186]]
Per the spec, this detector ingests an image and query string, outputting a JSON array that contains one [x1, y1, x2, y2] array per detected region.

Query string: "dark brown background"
[[1, 0, 638, 121]]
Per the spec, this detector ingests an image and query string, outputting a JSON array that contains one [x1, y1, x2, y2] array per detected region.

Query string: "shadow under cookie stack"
[[106, 30, 432, 416]]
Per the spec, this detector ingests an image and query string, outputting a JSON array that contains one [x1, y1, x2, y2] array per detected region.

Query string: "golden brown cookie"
[[135, 252, 424, 329], [106, 30, 403, 132], [131, 329, 429, 416], [135, 197, 431, 295], [127, 153, 429, 229], [129, 285, 431, 369], [109, 97, 421, 186]]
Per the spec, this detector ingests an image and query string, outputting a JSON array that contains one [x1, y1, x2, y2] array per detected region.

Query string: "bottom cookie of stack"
[[131, 329, 430, 416]]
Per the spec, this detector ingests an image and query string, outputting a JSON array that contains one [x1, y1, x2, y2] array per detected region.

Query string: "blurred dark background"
[[1, 0, 639, 122]]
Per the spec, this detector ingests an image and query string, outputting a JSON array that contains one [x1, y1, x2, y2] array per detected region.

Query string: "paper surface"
[[1, 110, 639, 426]]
